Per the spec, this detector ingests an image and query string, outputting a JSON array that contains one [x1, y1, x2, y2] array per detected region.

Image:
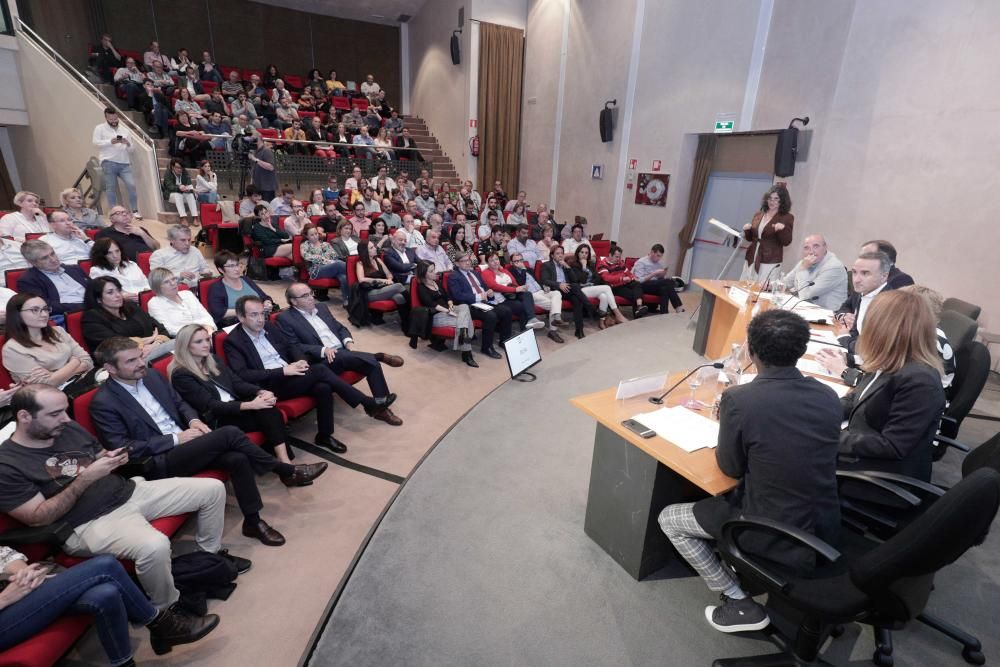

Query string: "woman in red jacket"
[[741, 185, 794, 283], [481, 252, 545, 331], [596, 246, 648, 319]]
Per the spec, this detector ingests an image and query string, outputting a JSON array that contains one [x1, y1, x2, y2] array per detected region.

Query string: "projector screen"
[[502, 329, 541, 378]]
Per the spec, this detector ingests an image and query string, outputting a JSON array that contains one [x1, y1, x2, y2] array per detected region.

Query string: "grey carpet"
[[308, 314, 1000, 667]]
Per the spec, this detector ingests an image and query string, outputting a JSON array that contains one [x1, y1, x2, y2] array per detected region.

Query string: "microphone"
[[750, 265, 781, 304], [780, 282, 815, 309], [649, 362, 725, 405]]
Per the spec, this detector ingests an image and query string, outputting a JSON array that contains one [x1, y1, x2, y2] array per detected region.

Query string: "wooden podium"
[[691, 279, 760, 360], [570, 378, 737, 580]]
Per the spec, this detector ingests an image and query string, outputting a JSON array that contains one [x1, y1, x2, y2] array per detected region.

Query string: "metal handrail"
[[13, 16, 156, 156]]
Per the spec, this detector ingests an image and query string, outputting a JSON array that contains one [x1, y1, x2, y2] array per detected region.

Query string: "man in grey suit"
[[657, 309, 842, 635], [787, 234, 848, 310]]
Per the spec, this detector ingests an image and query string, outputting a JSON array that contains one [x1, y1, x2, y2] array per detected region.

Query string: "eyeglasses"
[[21, 305, 52, 315], [223, 263, 240, 269]]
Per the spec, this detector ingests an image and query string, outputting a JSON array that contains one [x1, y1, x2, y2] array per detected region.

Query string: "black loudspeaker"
[[599, 108, 613, 143], [774, 127, 799, 177], [450, 34, 461, 65]]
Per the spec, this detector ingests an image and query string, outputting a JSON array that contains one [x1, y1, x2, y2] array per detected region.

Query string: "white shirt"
[[857, 281, 888, 334], [88, 261, 150, 293], [40, 233, 93, 263], [297, 307, 351, 350], [360, 81, 381, 97], [404, 228, 425, 248], [0, 238, 29, 282], [0, 286, 15, 312], [42, 268, 86, 305], [562, 237, 593, 257], [148, 291, 216, 336], [149, 247, 210, 287], [92, 122, 135, 164], [243, 326, 286, 369], [0, 212, 50, 242], [115, 378, 181, 442]]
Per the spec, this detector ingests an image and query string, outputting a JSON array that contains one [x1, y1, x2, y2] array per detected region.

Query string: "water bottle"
[[722, 343, 743, 387]]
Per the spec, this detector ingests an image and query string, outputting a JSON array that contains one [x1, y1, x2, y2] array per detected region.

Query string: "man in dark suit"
[[17, 240, 90, 315], [90, 337, 327, 546], [658, 310, 842, 634], [394, 128, 424, 162], [224, 296, 399, 446], [860, 239, 914, 289], [277, 283, 404, 426], [447, 253, 513, 359], [383, 229, 418, 283], [834, 251, 892, 359]]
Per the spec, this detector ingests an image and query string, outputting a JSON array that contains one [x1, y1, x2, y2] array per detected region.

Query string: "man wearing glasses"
[[95, 207, 160, 261], [16, 240, 89, 316], [277, 283, 404, 426], [446, 253, 512, 360], [509, 253, 566, 344]]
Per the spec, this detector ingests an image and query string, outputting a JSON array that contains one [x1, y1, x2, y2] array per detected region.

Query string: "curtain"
[[674, 134, 716, 272], [477, 22, 524, 194]]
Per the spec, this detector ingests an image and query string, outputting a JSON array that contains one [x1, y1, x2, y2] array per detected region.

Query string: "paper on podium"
[[631, 406, 720, 452]]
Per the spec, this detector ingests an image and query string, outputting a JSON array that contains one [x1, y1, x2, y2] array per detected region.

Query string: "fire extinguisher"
[[469, 135, 480, 156]]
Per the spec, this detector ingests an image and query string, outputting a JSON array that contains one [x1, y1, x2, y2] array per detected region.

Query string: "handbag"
[[246, 256, 268, 280]]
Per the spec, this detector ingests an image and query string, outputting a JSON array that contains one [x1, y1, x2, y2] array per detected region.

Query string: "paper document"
[[631, 406, 720, 452], [727, 287, 750, 305], [813, 377, 851, 398], [806, 341, 845, 357], [616, 372, 668, 400], [810, 328, 839, 343], [797, 357, 839, 378]]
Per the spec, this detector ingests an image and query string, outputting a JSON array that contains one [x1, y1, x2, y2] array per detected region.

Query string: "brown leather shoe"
[[241, 519, 286, 546], [372, 407, 403, 426], [547, 330, 565, 344], [375, 352, 404, 367], [280, 462, 329, 487]]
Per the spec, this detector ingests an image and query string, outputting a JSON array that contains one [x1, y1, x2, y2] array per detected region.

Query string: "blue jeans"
[[198, 192, 219, 204], [316, 260, 349, 300], [0, 555, 156, 666], [102, 159, 138, 211]]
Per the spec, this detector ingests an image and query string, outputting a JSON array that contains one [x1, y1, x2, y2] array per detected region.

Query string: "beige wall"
[[7, 32, 161, 216]]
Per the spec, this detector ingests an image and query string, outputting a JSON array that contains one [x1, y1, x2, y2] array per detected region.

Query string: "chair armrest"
[[846, 470, 946, 498], [0, 521, 73, 547], [718, 516, 842, 594], [840, 498, 900, 533], [934, 433, 971, 453], [836, 471, 922, 506]]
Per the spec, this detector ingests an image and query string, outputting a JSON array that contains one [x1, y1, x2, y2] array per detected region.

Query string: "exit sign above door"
[[714, 120, 734, 133]]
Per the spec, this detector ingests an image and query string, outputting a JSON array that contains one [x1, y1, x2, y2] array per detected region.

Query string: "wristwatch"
[[841, 367, 863, 387]]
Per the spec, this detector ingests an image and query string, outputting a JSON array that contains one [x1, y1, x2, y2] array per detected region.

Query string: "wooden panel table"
[[570, 375, 737, 581], [691, 278, 759, 360]]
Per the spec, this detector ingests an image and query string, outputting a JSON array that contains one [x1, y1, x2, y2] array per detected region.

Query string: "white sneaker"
[[525, 318, 545, 330]]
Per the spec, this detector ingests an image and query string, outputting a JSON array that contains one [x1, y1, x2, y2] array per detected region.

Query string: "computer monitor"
[[502, 329, 541, 380]]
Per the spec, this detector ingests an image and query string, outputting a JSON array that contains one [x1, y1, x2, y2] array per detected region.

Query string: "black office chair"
[[943, 297, 982, 322], [934, 342, 992, 459], [710, 469, 1000, 667], [939, 310, 978, 355]]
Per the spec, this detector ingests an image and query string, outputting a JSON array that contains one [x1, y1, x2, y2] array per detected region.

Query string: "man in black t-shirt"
[[0, 385, 244, 613], [94, 206, 160, 261]]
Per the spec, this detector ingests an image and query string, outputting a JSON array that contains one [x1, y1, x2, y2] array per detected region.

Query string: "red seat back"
[[78, 260, 93, 275], [201, 203, 223, 227], [151, 353, 173, 380], [25, 232, 45, 241], [0, 335, 12, 388], [139, 289, 154, 312], [213, 330, 228, 362], [137, 252, 152, 276], [73, 388, 99, 437], [64, 311, 88, 351], [199, 278, 220, 309], [346, 255, 360, 286], [6, 268, 27, 289]]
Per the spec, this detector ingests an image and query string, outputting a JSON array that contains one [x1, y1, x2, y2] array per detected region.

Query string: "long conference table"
[[570, 279, 847, 580]]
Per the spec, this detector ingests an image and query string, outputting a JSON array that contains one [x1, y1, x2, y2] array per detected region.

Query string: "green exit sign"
[[714, 120, 734, 133]]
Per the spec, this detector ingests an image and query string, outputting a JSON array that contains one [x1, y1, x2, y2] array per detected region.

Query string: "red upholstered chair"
[[78, 260, 93, 275], [346, 255, 398, 317], [5, 267, 27, 289], [200, 203, 238, 251], [150, 353, 173, 379], [64, 311, 88, 351], [0, 336, 12, 388], [85, 228, 99, 240], [0, 609, 92, 667], [138, 289, 155, 312], [331, 96, 350, 111], [590, 240, 611, 257], [25, 233, 45, 241], [284, 74, 304, 89], [242, 68, 263, 80], [201, 81, 218, 94], [352, 98, 369, 111], [242, 231, 293, 272], [199, 277, 219, 309], [220, 65, 240, 80], [136, 251, 152, 276], [259, 127, 280, 140], [293, 236, 340, 292]]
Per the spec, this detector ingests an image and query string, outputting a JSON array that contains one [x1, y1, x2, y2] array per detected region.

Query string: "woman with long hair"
[[250, 205, 293, 259], [817, 290, 946, 481], [195, 160, 219, 204], [355, 240, 407, 308], [447, 224, 472, 266], [2, 293, 95, 395], [88, 238, 149, 300], [571, 244, 627, 328], [170, 324, 298, 465], [741, 184, 793, 283], [81, 276, 173, 359], [415, 260, 477, 367]]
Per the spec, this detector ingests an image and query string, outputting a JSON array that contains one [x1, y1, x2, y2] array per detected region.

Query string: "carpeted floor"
[[308, 313, 1000, 667]]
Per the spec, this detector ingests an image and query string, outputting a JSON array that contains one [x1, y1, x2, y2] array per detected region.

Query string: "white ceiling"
[[249, 0, 429, 25]]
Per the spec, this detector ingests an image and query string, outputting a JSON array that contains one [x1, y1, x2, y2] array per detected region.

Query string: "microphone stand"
[[750, 265, 781, 305], [649, 362, 724, 405]]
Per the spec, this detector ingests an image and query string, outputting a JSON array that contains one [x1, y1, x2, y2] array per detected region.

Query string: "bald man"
[[788, 234, 848, 310]]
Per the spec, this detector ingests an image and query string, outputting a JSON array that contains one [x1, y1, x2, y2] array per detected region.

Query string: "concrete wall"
[[7, 32, 160, 216]]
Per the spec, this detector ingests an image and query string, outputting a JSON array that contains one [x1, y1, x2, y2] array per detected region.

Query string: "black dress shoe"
[[315, 435, 348, 453], [482, 347, 503, 360], [281, 462, 329, 487], [367, 393, 397, 413], [217, 549, 252, 575], [428, 339, 448, 351], [547, 330, 565, 344], [634, 305, 649, 318], [242, 519, 286, 546], [462, 351, 479, 367], [148, 603, 220, 655], [575, 329, 585, 339]]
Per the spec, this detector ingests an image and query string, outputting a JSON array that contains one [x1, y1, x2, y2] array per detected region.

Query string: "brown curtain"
[[477, 22, 524, 193], [674, 134, 717, 271]]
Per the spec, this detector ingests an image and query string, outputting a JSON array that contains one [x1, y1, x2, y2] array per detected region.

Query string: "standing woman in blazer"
[[816, 290, 946, 481], [741, 185, 794, 283], [170, 324, 297, 465]]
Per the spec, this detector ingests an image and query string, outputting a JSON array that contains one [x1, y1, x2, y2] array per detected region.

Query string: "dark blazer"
[[540, 260, 568, 291], [693, 366, 842, 570], [566, 261, 597, 286], [17, 265, 90, 315], [250, 222, 290, 258], [329, 236, 360, 260], [446, 269, 489, 306], [90, 371, 199, 477], [206, 277, 267, 325], [834, 283, 896, 356], [395, 136, 417, 149], [223, 323, 304, 386], [276, 305, 352, 363], [743, 211, 794, 267], [170, 356, 261, 427], [887, 266, 914, 289], [382, 246, 418, 283], [837, 362, 946, 481], [81, 306, 165, 351]]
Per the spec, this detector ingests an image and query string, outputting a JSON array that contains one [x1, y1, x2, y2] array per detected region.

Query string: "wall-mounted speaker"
[[774, 127, 799, 177], [451, 34, 461, 65], [599, 108, 613, 142]]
